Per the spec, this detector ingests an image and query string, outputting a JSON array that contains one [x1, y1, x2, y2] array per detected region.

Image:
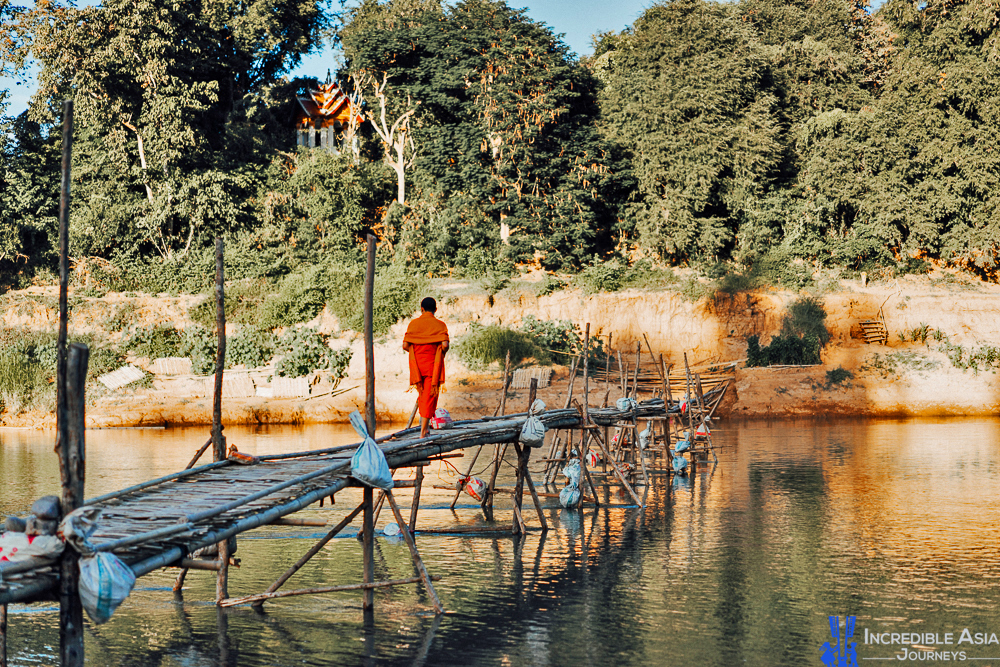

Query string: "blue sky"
[[0, 0, 654, 118]]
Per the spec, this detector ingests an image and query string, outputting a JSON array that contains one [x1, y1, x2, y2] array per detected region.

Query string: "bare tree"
[[352, 71, 417, 204]]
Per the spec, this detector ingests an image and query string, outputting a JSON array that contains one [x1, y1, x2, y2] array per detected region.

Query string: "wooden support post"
[[211, 238, 230, 605], [212, 237, 226, 461], [364, 234, 376, 435], [481, 353, 512, 514], [362, 233, 377, 612], [59, 344, 88, 667], [1, 603, 6, 667], [632, 341, 641, 398], [56, 101, 82, 666], [409, 466, 423, 533], [215, 538, 230, 604], [362, 487, 375, 611], [512, 443, 527, 535], [580, 325, 590, 503], [252, 503, 364, 607], [384, 491, 444, 614], [509, 379, 538, 534]]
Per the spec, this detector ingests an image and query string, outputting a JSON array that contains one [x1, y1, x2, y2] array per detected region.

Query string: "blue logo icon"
[[822, 615, 858, 666]]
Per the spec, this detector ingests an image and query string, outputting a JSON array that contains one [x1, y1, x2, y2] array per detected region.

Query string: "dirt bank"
[[4, 270, 1000, 428]]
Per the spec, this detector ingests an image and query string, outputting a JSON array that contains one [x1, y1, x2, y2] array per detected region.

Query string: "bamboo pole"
[[384, 491, 444, 614], [362, 233, 377, 612], [252, 503, 364, 608], [1, 603, 6, 667], [631, 341, 641, 398], [408, 466, 423, 533], [364, 234, 376, 435], [223, 576, 440, 607], [482, 352, 513, 513], [57, 100, 82, 667], [212, 237, 226, 461], [59, 343, 87, 667]]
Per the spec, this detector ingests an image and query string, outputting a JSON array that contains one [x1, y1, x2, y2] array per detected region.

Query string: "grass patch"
[[861, 351, 939, 378]]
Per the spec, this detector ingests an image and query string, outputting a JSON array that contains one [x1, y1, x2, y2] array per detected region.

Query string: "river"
[[3, 417, 1000, 666]]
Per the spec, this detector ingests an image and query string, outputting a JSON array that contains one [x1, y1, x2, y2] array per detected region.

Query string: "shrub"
[[516, 315, 605, 366], [227, 327, 276, 368], [274, 327, 352, 379], [534, 274, 565, 296], [780, 296, 830, 347], [825, 367, 853, 387], [576, 258, 627, 293], [455, 324, 544, 369], [125, 324, 183, 359], [746, 333, 821, 367], [179, 325, 218, 375], [257, 265, 331, 330], [329, 262, 426, 336]]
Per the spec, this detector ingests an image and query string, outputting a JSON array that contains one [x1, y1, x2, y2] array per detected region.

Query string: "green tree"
[[341, 0, 622, 270], [3, 0, 328, 262]]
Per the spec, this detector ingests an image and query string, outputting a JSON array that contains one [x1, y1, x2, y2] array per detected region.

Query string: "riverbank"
[[4, 268, 1000, 428]]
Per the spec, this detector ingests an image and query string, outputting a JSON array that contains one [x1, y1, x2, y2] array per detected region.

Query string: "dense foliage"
[[4, 0, 1000, 295]]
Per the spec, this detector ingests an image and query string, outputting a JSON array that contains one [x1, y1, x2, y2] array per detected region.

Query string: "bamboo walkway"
[[0, 409, 594, 607]]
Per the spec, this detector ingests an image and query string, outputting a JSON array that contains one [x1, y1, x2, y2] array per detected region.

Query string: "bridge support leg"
[[252, 503, 364, 608], [362, 487, 374, 611], [215, 538, 229, 605], [409, 466, 423, 533], [1, 603, 7, 667], [385, 491, 443, 614]]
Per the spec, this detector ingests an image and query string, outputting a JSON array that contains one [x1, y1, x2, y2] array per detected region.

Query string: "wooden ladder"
[[860, 314, 888, 345]]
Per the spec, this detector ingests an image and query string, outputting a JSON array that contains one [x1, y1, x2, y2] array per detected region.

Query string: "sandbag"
[[0, 531, 65, 562], [559, 483, 581, 509], [672, 454, 688, 474], [349, 411, 394, 490], [78, 552, 136, 624], [519, 399, 547, 448], [674, 439, 691, 454], [585, 450, 600, 468], [430, 407, 453, 430]]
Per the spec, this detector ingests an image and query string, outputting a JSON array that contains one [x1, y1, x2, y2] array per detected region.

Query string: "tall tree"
[[3, 0, 328, 261], [341, 0, 622, 270]]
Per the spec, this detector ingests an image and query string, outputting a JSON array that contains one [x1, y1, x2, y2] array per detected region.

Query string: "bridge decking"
[[0, 408, 590, 605]]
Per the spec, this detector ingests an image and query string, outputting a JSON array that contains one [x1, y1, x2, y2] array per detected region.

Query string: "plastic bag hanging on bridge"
[[672, 453, 688, 474], [519, 399, 547, 448], [349, 410, 394, 491], [674, 439, 691, 454], [562, 459, 581, 486], [78, 552, 136, 624], [58, 506, 103, 555], [559, 483, 581, 509], [638, 422, 652, 450], [615, 397, 637, 412]]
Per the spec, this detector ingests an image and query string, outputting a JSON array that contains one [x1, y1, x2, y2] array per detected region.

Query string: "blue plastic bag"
[[674, 439, 691, 453], [349, 411, 394, 490], [672, 453, 688, 474]]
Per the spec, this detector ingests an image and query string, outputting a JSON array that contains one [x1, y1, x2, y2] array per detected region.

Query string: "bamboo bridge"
[[0, 100, 732, 666]]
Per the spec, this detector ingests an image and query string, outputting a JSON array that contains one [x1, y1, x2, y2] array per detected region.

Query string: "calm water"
[[4, 418, 1000, 666]]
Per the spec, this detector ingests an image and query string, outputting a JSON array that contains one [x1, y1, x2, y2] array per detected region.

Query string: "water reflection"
[[5, 418, 1000, 665]]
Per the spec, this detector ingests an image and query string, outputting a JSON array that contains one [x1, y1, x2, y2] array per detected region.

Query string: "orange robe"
[[403, 312, 449, 419]]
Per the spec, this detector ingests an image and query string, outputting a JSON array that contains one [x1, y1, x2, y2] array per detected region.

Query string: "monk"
[[402, 297, 449, 437]]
